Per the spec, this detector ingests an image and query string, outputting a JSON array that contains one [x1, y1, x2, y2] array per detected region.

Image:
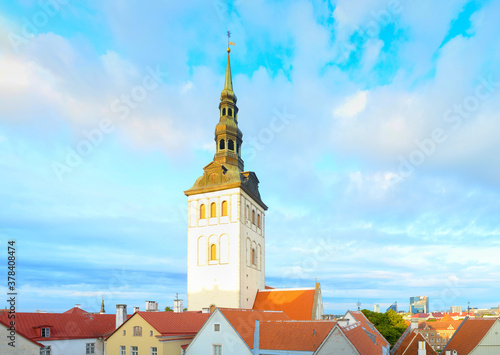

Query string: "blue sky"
[[1, 0, 499, 315]]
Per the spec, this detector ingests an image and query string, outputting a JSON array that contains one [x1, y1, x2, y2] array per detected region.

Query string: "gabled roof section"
[[63, 307, 88, 314], [138, 311, 209, 336], [341, 322, 380, 354], [418, 320, 462, 331], [443, 318, 496, 354], [440, 314, 454, 322], [346, 310, 391, 349], [0, 308, 117, 340], [253, 287, 316, 320], [219, 308, 289, 348], [392, 330, 437, 355], [259, 320, 336, 351]]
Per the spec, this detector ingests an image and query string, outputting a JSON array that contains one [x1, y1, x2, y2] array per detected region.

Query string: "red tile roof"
[[138, 311, 209, 336], [443, 318, 496, 354], [348, 311, 390, 349], [219, 308, 289, 348], [0, 308, 117, 340], [252, 288, 316, 320], [341, 322, 380, 354], [259, 320, 336, 351], [418, 320, 462, 331], [440, 314, 454, 322], [392, 330, 437, 355]]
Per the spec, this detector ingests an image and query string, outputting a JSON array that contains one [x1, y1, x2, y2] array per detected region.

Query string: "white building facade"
[[185, 48, 267, 311]]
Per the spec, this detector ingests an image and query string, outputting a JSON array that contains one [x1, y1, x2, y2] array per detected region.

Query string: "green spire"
[[224, 50, 233, 92]]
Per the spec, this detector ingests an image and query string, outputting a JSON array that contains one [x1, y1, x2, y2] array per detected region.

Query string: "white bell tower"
[[185, 46, 267, 311]]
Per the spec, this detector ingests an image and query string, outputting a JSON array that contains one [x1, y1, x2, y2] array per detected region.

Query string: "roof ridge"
[[258, 287, 315, 292]]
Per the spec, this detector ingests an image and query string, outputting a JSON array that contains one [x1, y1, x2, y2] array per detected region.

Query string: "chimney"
[[337, 318, 349, 327], [174, 299, 183, 313], [418, 340, 426, 355], [75, 304, 81, 309], [133, 307, 140, 313], [411, 319, 419, 331], [201, 308, 210, 313], [145, 301, 158, 312], [116, 304, 127, 329]]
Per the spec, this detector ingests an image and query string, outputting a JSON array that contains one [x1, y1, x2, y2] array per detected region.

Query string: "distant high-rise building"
[[450, 306, 462, 313], [387, 301, 397, 313], [374, 303, 380, 313], [410, 296, 429, 314]]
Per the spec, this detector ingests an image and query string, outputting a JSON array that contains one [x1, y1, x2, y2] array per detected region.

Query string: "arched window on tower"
[[251, 248, 256, 265], [219, 139, 225, 150], [252, 210, 255, 224], [200, 204, 206, 219], [246, 205, 250, 220], [257, 214, 261, 228], [228, 108, 233, 117], [228, 140, 234, 151], [221, 201, 228, 216], [210, 203, 216, 218], [210, 244, 217, 261], [222, 108, 226, 116]]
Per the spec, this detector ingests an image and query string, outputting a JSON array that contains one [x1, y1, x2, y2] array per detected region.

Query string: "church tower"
[[185, 46, 267, 311]]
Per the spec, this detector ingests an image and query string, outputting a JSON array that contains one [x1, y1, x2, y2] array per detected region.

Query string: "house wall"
[[471, 320, 500, 355], [185, 311, 252, 355], [161, 339, 193, 355], [0, 323, 41, 355], [106, 314, 161, 355], [315, 327, 359, 355], [39, 338, 105, 355]]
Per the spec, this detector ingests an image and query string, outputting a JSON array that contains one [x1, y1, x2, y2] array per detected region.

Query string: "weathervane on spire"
[[227, 29, 235, 52]]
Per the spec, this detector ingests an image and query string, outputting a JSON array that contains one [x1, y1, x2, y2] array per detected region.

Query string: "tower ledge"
[[184, 162, 267, 210]]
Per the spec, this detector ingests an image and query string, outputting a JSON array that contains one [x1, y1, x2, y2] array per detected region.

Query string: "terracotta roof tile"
[[443, 318, 496, 354], [253, 288, 315, 320], [219, 308, 289, 348], [0, 308, 117, 340], [138, 311, 209, 336], [349, 311, 390, 349], [418, 320, 462, 331], [259, 320, 336, 351], [341, 322, 380, 354], [440, 314, 454, 322]]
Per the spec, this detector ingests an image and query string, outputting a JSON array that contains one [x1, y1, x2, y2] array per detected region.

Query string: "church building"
[[185, 45, 323, 319], [185, 46, 267, 311]]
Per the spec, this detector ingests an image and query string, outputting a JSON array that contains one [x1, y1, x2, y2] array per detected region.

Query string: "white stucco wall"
[[315, 326, 359, 355], [39, 338, 105, 355], [0, 323, 41, 355], [185, 310, 252, 355], [187, 187, 265, 311], [471, 320, 500, 355]]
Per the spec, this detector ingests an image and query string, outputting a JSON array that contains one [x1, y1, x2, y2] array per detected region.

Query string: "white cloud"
[[333, 90, 368, 118]]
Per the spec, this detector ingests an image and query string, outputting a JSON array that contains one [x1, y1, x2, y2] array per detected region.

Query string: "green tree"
[[165, 306, 173, 312], [361, 309, 408, 347]]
